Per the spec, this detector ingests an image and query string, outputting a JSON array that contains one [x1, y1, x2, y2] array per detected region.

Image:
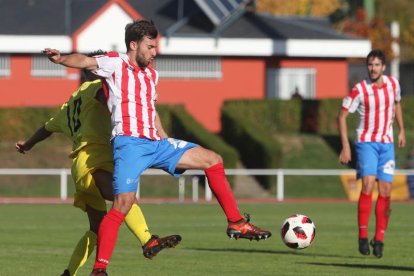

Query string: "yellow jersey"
[[45, 80, 112, 158]]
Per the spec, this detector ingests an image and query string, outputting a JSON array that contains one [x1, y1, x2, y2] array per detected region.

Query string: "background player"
[[338, 49, 405, 258]]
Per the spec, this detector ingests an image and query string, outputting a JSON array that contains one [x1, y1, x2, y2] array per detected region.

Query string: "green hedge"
[[1, 105, 239, 170], [308, 96, 414, 136], [222, 96, 414, 136], [221, 96, 414, 191], [0, 107, 60, 140], [161, 105, 239, 169], [219, 99, 301, 133], [221, 104, 282, 189]]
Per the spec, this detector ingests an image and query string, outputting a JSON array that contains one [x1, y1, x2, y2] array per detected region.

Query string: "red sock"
[[358, 192, 372, 239], [93, 208, 125, 270], [205, 162, 243, 222], [375, 195, 391, 242]]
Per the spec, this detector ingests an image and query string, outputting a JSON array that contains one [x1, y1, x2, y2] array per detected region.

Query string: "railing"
[[1, 168, 414, 202]]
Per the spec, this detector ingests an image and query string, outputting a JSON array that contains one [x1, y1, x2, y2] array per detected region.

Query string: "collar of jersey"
[[127, 58, 146, 73]]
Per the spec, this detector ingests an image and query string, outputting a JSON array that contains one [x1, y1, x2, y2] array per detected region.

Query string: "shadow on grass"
[[188, 247, 361, 259], [302, 262, 414, 272]]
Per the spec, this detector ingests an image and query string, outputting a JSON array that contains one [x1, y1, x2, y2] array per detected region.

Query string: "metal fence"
[[1, 168, 414, 202]]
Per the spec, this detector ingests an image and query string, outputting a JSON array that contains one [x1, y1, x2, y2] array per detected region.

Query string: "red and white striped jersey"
[[341, 75, 401, 143], [93, 52, 161, 140]]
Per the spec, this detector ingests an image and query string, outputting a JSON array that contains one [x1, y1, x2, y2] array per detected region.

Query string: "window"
[[267, 68, 316, 99], [31, 55, 66, 77], [154, 56, 222, 79], [0, 55, 11, 77]]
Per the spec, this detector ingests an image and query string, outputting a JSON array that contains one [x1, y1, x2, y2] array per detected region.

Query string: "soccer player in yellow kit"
[[16, 74, 180, 276]]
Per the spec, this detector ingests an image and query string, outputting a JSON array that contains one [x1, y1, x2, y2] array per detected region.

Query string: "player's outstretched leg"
[[227, 214, 271, 241], [143, 234, 182, 259]]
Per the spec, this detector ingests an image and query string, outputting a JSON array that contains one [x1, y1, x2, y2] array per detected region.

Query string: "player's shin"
[[358, 192, 372, 239], [93, 209, 125, 270], [67, 230, 97, 276], [124, 203, 151, 246], [374, 195, 391, 241], [205, 162, 243, 223]]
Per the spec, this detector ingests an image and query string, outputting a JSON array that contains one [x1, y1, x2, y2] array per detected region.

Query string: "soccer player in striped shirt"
[[338, 49, 406, 258], [44, 19, 271, 276], [15, 59, 181, 276]]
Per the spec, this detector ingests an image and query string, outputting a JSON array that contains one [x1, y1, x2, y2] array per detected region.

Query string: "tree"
[[403, 19, 414, 59], [256, 0, 341, 17], [336, 8, 394, 59], [376, 0, 414, 60], [256, 0, 395, 60]]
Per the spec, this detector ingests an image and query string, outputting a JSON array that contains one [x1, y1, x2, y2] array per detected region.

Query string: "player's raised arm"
[[15, 125, 52, 154], [43, 48, 98, 70]]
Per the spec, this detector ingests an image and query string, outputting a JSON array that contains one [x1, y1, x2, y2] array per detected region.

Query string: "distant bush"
[[221, 104, 282, 189], [162, 105, 239, 169], [1, 105, 239, 169], [0, 107, 59, 140]]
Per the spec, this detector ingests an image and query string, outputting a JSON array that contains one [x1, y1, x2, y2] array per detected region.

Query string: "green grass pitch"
[[0, 202, 413, 275]]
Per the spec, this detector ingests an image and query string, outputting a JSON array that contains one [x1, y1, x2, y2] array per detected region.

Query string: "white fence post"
[[178, 177, 185, 202], [276, 169, 284, 202], [192, 176, 199, 202], [136, 180, 140, 199], [60, 169, 68, 200], [205, 176, 212, 201]]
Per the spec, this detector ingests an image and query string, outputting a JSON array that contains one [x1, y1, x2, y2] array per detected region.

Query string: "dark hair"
[[86, 50, 107, 57], [124, 19, 158, 51], [80, 50, 107, 83], [366, 49, 386, 65]]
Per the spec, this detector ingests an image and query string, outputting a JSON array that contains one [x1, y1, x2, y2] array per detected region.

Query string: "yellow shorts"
[[71, 144, 113, 212]]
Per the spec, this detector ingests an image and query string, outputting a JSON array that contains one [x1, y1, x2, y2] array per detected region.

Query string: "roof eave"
[[0, 35, 72, 53], [159, 37, 371, 58]]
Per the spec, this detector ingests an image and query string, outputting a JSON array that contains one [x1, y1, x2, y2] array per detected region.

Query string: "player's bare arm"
[[338, 109, 351, 164], [394, 101, 406, 148], [15, 125, 52, 154], [43, 48, 98, 70], [155, 111, 168, 138]]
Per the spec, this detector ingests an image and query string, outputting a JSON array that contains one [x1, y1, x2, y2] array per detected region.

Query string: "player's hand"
[[398, 131, 406, 148], [339, 148, 351, 165], [15, 141, 30, 154], [42, 48, 61, 64]]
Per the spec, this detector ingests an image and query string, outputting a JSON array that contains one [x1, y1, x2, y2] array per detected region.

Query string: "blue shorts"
[[355, 142, 395, 183], [111, 136, 198, 195]]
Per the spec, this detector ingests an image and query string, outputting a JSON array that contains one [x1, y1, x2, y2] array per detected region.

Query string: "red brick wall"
[[0, 55, 79, 107], [157, 57, 266, 132], [1, 55, 348, 132]]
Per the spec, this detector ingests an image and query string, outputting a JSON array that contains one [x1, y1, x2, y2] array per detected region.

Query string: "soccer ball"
[[280, 214, 316, 249]]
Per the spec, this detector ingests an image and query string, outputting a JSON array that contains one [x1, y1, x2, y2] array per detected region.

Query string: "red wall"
[[1, 55, 348, 133], [276, 58, 348, 99], [0, 56, 79, 107], [157, 57, 266, 132]]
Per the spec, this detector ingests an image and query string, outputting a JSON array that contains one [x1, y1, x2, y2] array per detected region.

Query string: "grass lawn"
[[0, 202, 413, 275]]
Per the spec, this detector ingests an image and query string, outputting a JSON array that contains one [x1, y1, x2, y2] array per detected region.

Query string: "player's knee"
[[379, 182, 392, 196], [206, 150, 223, 167], [113, 193, 136, 215], [86, 206, 106, 233]]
